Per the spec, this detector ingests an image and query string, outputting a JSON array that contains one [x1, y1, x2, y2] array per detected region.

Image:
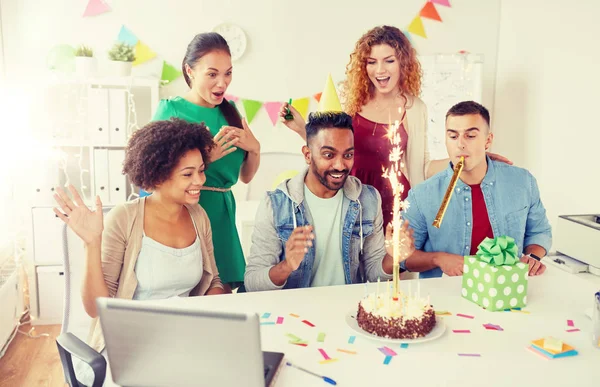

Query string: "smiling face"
[[302, 128, 355, 197], [155, 149, 207, 205], [185, 50, 232, 108], [365, 44, 401, 96]]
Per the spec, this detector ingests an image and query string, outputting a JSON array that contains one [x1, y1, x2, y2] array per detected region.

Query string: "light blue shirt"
[[303, 185, 345, 287], [401, 157, 552, 278]]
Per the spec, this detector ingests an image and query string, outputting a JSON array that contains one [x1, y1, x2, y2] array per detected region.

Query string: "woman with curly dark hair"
[[148, 32, 260, 292], [280, 25, 510, 228], [52, 118, 226, 363]]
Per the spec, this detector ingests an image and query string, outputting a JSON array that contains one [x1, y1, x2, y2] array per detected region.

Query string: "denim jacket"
[[244, 168, 391, 291], [402, 157, 552, 278]]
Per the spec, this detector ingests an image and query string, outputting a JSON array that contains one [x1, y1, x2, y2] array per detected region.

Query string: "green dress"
[[152, 96, 246, 285]]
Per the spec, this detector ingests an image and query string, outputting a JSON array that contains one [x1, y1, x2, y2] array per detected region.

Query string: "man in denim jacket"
[[244, 112, 412, 291], [402, 101, 551, 278]]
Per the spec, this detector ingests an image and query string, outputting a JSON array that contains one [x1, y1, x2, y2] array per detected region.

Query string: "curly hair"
[[343, 25, 422, 117], [123, 118, 216, 190]]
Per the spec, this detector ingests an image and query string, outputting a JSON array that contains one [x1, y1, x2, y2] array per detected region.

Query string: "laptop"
[[96, 297, 285, 387]]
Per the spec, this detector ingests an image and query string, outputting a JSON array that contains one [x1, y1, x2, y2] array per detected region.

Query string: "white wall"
[[1, 0, 501, 149], [493, 0, 600, 238]]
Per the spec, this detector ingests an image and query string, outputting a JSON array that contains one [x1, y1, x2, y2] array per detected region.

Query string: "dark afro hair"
[[123, 118, 215, 190]]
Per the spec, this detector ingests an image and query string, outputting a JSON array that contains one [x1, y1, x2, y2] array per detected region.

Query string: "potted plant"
[[107, 42, 136, 77], [74, 44, 97, 77]]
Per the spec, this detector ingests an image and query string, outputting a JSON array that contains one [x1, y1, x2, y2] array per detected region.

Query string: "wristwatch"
[[526, 253, 542, 261]]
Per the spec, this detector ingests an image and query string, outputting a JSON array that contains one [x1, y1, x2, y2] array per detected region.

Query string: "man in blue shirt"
[[402, 101, 551, 278]]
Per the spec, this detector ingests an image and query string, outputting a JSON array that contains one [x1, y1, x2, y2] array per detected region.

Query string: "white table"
[[161, 265, 600, 387]]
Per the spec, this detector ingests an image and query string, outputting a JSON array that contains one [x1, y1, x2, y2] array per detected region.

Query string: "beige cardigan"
[[401, 95, 430, 187], [88, 197, 223, 352]]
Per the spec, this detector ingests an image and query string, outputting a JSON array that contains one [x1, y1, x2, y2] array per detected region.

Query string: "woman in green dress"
[[151, 32, 260, 292]]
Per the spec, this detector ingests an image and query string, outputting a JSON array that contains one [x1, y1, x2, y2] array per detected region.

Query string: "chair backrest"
[[61, 206, 113, 341]]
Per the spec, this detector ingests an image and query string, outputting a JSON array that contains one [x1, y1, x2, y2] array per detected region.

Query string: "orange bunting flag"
[[420, 2, 442, 22]]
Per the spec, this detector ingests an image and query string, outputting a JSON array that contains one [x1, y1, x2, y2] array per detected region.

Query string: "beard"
[[311, 164, 349, 191]]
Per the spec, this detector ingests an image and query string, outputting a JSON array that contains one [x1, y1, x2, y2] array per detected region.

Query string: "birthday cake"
[[356, 290, 436, 339]]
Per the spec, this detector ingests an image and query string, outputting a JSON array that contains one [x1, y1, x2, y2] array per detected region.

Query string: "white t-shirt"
[[303, 184, 345, 287]]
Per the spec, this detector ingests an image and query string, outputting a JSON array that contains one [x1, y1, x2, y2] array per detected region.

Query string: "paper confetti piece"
[[318, 348, 331, 360], [453, 330, 471, 333], [302, 320, 315, 327], [378, 347, 390, 356], [337, 349, 357, 355], [290, 313, 300, 318], [348, 336, 356, 344], [567, 320, 574, 327], [400, 343, 409, 349], [383, 355, 393, 365], [317, 332, 326, 342], [286, 333, 302, 341], [318, 358, 338, 364], [435, 310, 452, 316], [527, 346, 550, 360], [290, 342, 308, 347], [483, 323, 504, 331], [261, 313, 271, 319], [457, 313, 474, 319], [509, 309, 531, 314], [458, 353, 481, 357], [566, 328, 580, 333], [383, 346, 397, 356], [260, 322, 275, 325], [276, 317, 284, 325]]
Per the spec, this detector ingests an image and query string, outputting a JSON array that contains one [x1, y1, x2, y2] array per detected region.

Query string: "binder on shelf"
[[31, 207, 65, 264], [88, 88, 110, 143], [108, 149, 126, 203], [94, 148, 110, 203], [109, 89, 128, 146]]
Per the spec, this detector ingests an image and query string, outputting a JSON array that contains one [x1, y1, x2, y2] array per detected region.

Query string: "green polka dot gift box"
[[462, 236, 528, 311]]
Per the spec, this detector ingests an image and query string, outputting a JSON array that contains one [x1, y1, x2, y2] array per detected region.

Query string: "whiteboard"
[[419, 54, 483, 161]]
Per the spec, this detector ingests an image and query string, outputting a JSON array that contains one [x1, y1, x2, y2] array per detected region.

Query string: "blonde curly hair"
[[342, 26, 422, 116]]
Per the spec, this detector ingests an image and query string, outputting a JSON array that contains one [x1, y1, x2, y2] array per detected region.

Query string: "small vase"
[[109, 60, 133, 77], [75, 57, 97, 78]]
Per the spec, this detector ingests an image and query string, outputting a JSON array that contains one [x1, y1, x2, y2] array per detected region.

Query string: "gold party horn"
[[432, 156, 465, 228]]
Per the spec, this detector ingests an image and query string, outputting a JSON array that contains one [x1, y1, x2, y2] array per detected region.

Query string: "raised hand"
[[53, 185, 103, 245], [279, 102, 307, 139], [210, 127, 239, 162], [284, 225, 314, 271]]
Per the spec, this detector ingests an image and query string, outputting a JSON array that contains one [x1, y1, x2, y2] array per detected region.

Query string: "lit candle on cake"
[[382, 108, 409, 300]]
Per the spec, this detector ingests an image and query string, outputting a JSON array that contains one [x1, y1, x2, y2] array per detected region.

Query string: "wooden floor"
[[0, 324, 65, 387]]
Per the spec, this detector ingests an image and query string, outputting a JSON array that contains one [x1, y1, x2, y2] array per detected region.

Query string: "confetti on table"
[[383, 355, 393, 365], [318, 348, 331, 360], [291, 342, 308, 347], [435, 310, 452, 316], [566, 328, 580, 333], [458, 353, 481, 357], [526, 346, 550, 360], [348, 336, 356, 344], [319, 358, 339, 364], [317, 332, 326, 342], [400, 343, 409, 349], [337, 349, 357, 355], [261, 313, 271, 319], [290, 313, 300, 318], [567, 320, 574, 327], [260, 322, 276, 325], [383, 346, 397, 356], [378, 347, 390, 356], [286, 333, 302, 341], [509, 309, 531, 314], [453, 330, 471, 334], [483, 323, 504, 331], [302, 320, 315, 327], [457, 313, 474, 319], [276, 317, 284, 324]]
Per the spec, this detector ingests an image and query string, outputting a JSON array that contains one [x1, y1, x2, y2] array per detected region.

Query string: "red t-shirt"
[[470, 184, 494, 255]]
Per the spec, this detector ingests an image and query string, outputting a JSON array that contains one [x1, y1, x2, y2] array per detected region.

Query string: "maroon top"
[[469, 184, 494, 255], [351, 113, 411, 228]]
